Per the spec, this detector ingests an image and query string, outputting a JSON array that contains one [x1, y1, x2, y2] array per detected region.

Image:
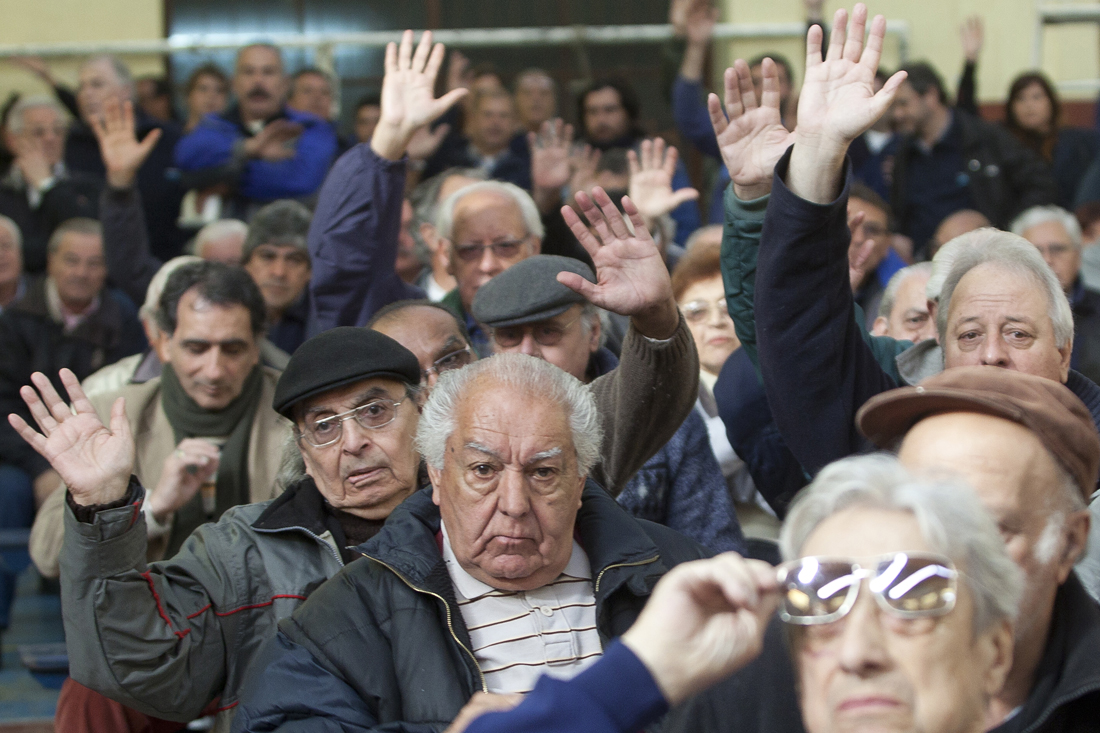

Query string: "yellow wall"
[[0, 0, 164, 106], [720, 0, 1100, 103]]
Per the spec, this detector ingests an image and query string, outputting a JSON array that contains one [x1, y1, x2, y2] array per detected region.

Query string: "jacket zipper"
[[363, 553, 488, 693], [254, 525, 344, 567], [594, 555, 659, 593]]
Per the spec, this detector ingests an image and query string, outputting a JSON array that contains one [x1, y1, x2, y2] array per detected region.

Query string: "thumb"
[[557, 271, 600, 302], [137, 128, 162, 157], [668, 187, 700, 209], [434, 88, 469, 116]]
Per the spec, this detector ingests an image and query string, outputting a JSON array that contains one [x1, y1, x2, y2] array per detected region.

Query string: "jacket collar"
[[361, 481, 667, 599], [252, 477, 330, 538]]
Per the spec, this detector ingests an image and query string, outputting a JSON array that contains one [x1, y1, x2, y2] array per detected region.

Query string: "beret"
[[857, 365, 1100, 500], [273, 327, 421, 418], [471, 255, 596, 328]]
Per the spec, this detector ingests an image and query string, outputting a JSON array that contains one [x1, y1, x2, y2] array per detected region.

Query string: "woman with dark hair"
[[1004, 71, 1097, 208]]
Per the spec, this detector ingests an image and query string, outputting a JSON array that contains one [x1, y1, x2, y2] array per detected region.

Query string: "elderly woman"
[[671, 236, 780, 542]]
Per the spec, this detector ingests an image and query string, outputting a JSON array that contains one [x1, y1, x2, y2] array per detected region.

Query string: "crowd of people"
[[1, 1, 1100, 731]]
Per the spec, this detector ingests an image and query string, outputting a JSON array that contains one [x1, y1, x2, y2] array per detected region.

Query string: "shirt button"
[[540, 606, 553, 616]]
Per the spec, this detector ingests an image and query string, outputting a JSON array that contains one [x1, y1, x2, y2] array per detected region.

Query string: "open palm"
[[380, 30, 468, 140], [92, 98, 161, 188], [8, 370, 133, 505], [628, 138, 699, 222], [709, 59, 793, 198]]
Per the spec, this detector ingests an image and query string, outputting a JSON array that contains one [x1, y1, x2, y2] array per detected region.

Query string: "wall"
[[719, 0, 1100, 104], [0, 0, 163, 107]]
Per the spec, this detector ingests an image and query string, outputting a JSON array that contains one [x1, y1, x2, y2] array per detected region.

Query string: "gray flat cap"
[[471, 255, 596, 328]]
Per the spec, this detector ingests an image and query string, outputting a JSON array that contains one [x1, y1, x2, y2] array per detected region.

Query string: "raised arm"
[[307, 30, 466, 335]]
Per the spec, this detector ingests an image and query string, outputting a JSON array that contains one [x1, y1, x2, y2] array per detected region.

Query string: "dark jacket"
[[100, 184, 161, 306], [232, 483, 710, 732], [1070, 280, 1100, 388], [665, 572, 1100, 733], [423, 133, 532, 190], [0, 164, 100, 274], [65, 112, 186, 262], [175, 105, 337, 210], [0, 277, 145, 479], [891, 110, 1057, 255], [306, 144, 424, 337]]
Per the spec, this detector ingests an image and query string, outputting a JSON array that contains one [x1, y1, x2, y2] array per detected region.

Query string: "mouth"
[[837, 696, 902, 713], [345, 466, 386, 487]]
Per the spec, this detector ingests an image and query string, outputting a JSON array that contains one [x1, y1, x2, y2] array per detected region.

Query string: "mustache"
[[246, 87, 271, 100]]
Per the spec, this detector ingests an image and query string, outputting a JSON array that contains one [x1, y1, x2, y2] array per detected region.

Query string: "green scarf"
[[159, 364, 264, 557]]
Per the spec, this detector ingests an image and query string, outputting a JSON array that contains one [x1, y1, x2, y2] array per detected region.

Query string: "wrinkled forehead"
[[799, 506, 931, 559], [236, 46, 283, 73], [949, 262, 1052, 317], [373, 307, 469, 362], [450, 378, 572, 448]]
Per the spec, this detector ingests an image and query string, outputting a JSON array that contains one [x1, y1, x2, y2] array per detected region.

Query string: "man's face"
[[10, 106, 66, 167], [0, 225, 23, 290], [234, 46, 287, 122], [243, 244, 311, 316], [750, 63, 793, 110], [1020, 220, 1081, 293], [288, 72, 333, 121], [848, 197, 891, 289], [296, 377, 420, 520], [943, 263, 1071, 382], [47, 232, 106, 311], [490, 304, 600, 382], [890, 82, 933, 137], [446, 191, 539, 311], [429, 379, 586, 592], [898, 413, 1084, 653], [372, 305, 474, 390], [468, 96, 516, 154], [679, 275, 740, 376], [583, 87, 630, 145], [188, 73, 228, 120], [515, 74, 556, 131], [873, 271, 936, 343], [158, 288, 260, 410], [794, 506, 1009, 733], [198, 231, 246, 265], [77, 59, 128, 123], [354, 104, 381, 144]]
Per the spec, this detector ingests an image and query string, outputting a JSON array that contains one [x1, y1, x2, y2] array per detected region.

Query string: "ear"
[[871, 316, 889, 337], [420, 222, 440, 253], [1057, 339, 1073, 383], [152, 330, 171, 364], [587, 314, 602, 353], [977, 618, 1015, 699], [1056, 509, 1091, 583], [442, 240, 456, 276], [428, 464, 443, 506]]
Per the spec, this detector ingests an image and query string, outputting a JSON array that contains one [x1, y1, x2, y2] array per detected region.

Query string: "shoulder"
[[637, 519, 713, 564], [89, 377, 162, 421]]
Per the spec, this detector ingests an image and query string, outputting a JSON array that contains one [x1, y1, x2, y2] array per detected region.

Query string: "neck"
[[266, 304, 285, 324], [0, 278, 18, 307], [990, 603, 1054, 724], [61, 297, 94, 315], [920, 106, 952, 147], [430, 257, 454, 287], [472, 140, 506, 158]]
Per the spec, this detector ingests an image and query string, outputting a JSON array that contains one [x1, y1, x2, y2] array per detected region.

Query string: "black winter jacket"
[[232, 483, 710, 732]]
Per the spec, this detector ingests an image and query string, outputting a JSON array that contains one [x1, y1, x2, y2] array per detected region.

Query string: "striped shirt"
[[441, 523, 602, 694]]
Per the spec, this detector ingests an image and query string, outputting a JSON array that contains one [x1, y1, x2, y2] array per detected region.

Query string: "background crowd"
[[2, 1, 1100, 732]]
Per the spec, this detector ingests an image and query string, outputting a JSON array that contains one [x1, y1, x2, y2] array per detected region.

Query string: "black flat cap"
[[471, 255, 596, 328], [273, 327, 421, 418]]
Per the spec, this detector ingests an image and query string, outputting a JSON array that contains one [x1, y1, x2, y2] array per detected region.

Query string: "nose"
[[495, 469, 531, 519], [708, 304, 732, 328], [516, 331, 542, 358], [268, 256, 288, 279], [478, 246, 501, 275], [836, 590, 891, 676], [979, 334, 1010, 368], [340, 415, 373, 454], [199, 346, 230, 383]]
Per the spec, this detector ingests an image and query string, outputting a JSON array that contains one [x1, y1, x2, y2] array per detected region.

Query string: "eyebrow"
[[434, 336, 466, 359], [463, 442, 562, 466], [179, 338, 250, 349], [304, 386, 392, 417]]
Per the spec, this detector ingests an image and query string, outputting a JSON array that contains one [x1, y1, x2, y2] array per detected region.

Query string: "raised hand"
[[685, 0, 719, 46], [708, 58, 793, 200], [8, 369, 133, 506], [568, 144, 602, 196], [372, 30, 468, 161], [10, 133, 53, 189], [960, 16, 984, 63], [11, 56, 55, 85], [530, 119, 574, 191], [559, 187, 679, 339], [788, 4, 907, 203], [628, 138, 699, 224], [91, 97, 163, 189]]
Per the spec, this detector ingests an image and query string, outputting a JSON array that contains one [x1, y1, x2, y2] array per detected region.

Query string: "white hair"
[[927, 233, 978, 302], [192, 219, 248, 260], [5, 96, 67, 134], [140, 256, 202, 323], [82, 55, 134, 95], [1011, 205, 1083, 251], [435, 181, 545, 242], [878, 262, 933, 319], [935, 228, 1074, 349], [781, 454, 1023, 633], [416, 353, 602, 476]]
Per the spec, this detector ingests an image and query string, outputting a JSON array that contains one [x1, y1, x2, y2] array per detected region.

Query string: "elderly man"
[[459, 454, 1019, 733], [242, 199, 312, 355], [869, 262, 936, 342], [233, 353, 710, 730], [1012, 204, 1100, 385], [0, 96, 99, 274], [514, 69, 558, 135], [423, 88, 531, 189], [0, 215, 27, 312], [410, 168, 487, 300], [471, 250, 739, 553], [175, 44, 338, 218], [65, 55, 185, 260], [8, 324, 426, 732]]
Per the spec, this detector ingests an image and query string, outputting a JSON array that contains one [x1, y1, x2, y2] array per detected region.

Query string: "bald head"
[[371, 303, 473, 389]]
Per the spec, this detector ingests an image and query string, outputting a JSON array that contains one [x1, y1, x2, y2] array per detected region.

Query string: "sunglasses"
[[776, 552, 958, 625]]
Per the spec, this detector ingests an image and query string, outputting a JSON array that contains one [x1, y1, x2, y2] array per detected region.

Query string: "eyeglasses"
[[453, 238, 528, 263], [681, 298, 730, 325], [776, 552, 958, 626], [492, 313, 584, 348], [422, 347, 474, 383], [298, 399, 404, 448]]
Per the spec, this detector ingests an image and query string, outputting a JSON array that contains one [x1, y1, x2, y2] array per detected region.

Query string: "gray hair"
[[242, 200, 312, 263], [0, 215, 22, 251], [436, 181, 545, 242], [416, 353, 602, 475], [47, 218, 102, 256], [1011, 205, 1083, 251], [191, 219, 248, 260], [780, 454, 1023, 633], [878, 262, 933, 319], [935, 228, 1074, 349], [927, 233, 978, 301], [83, 55, 134, 95], [140, 255, 202, 323], [5, 96, 67, 134], [411, 168, 489, 231]]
